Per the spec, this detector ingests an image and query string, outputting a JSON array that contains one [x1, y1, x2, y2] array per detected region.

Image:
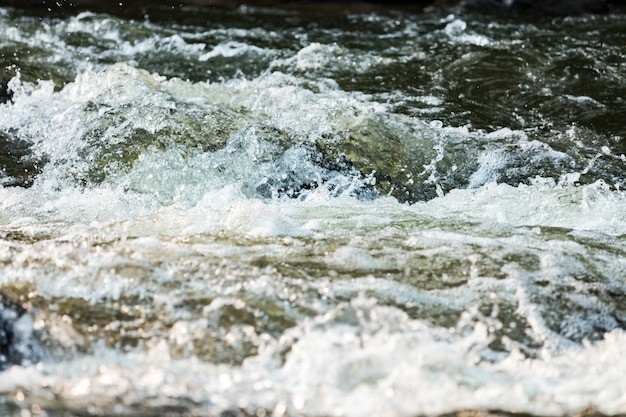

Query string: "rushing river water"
[[1, 4, 626, 416]]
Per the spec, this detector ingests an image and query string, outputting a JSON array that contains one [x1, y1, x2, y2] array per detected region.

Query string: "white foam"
[[1, 301, 626, 417], [564, 94, 604, 106], [272, 42, 396, 77], [444, 18, 492, 46], [422, 181, 626, 235], [199, 40, 267, 61]]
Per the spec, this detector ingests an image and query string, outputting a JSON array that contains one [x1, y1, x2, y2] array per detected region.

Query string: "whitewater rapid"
[[1, 6, 625, 417]]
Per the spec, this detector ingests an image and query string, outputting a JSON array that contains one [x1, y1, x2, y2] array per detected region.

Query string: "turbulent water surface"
[[1, 4, 626, 416]]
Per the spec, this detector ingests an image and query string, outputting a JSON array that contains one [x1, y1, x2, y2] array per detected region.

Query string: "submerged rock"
[[0, 79, 13, 104], [0, 295, 24, 370], [0, 131, 46, 188], [316, 117, 445, 202], [0, 291, 92, 371], [75, 101, 252, 185], [315, 115, 580, 203], [0, 294, 47, 371]]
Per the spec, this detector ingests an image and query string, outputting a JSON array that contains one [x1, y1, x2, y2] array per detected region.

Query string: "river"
[[1, 3, 625, 416]]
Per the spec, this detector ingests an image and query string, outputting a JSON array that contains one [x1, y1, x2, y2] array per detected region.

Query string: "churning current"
[[1, 4, 626, 417]]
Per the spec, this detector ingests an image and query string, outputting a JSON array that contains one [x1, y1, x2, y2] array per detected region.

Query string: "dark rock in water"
[[316, 118, 445, 203], [315, 113, 589, 204], [0, 294, 48, 371], [459, 0, 610, 15], [0, 131, 46, 188], [0, 295, 25, 370], [0, 80, 13, 105], [1, 291, 92, 372]]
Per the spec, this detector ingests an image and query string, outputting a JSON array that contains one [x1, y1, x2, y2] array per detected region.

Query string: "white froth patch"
[[0, 183, 156, 227], [277, 316, 626, 416], [444, 18, 492, 47], [273, 41, 395, 77], [63, 12, 125, 43], [325, 246, 386, 271], [423, 181, 626, 235], [1, 303, 626, 417], [563, 94, 604, 106], [115, 33, 206, 58], [417, 95, 444, 106], [292, 42, 346, 71], [199, 40, 268, 61]]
